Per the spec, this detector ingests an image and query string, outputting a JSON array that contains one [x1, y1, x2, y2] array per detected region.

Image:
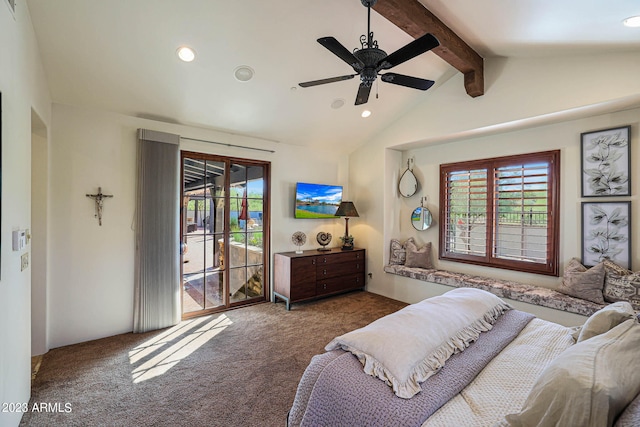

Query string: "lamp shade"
[[335, 201, 359, 217]]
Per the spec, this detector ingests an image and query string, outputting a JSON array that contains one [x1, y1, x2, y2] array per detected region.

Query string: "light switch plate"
[[13, 230, 27, 251]]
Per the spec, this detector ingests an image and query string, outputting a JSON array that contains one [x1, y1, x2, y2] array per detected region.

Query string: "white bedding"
[[422, 318, 574, 427]]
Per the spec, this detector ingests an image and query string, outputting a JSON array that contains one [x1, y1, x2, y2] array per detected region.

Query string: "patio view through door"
[[181, 151, 270, 319]]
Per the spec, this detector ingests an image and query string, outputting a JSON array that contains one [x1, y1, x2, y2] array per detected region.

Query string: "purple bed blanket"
[[288, 309, 535, 427]]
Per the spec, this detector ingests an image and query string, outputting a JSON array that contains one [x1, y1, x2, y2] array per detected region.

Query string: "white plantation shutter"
[[493, 161, 550, 264], [443, 168, 488, 257]]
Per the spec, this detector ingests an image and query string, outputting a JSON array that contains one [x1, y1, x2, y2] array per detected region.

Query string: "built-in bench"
[[384, 264, 606, 317]]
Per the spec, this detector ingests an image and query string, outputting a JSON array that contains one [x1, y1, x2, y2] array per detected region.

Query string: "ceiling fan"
[[298, 0, 440, 105]]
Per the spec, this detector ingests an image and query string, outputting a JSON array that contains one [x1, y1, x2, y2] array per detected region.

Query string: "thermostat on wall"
[[12, 230, 27, 251]]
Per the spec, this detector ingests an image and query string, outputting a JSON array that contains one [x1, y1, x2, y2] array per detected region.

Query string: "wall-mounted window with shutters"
[[439, 150, 560, 276]]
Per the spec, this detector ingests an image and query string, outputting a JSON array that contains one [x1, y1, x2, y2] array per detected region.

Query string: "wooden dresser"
[[273, 247, 365, 310]]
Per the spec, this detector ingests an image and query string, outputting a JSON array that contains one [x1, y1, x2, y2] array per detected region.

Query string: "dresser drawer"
[[315, 249, 364, 266], [291, 257, 317, 282], [317, 273, 365, 295], [290, 281, 316, 300], [317, 260, 363, 279]]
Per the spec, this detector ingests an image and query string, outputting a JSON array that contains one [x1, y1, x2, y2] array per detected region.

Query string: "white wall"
[[0, 2, 52, 426], [48, 103, 349, 348], [350, 52, 640, 322]]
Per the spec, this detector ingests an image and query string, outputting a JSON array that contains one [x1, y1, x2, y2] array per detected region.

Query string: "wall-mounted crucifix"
[[86, 187, 114, 226]]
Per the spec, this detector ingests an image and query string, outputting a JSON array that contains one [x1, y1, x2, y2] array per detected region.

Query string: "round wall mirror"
[[398, 160, 418, 197], [411, 207, 433, 231]]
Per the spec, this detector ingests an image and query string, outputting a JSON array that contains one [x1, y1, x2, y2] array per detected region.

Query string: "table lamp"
[[335, 201, 359, 250]]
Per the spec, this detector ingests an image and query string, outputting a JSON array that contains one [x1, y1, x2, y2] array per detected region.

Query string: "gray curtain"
[[133, 129, 180, 333]]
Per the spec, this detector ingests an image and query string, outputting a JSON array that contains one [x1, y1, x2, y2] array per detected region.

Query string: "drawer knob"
[[323, 283, 327, 290], [323, 269, 327, 275]]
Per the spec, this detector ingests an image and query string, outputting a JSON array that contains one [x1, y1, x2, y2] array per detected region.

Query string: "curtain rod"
[[180, 136, 276, 153]]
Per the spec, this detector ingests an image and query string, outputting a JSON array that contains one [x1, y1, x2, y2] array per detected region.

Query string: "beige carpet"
[[21, 291, 406, 427]]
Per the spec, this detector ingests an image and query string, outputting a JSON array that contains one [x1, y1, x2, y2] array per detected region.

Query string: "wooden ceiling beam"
[[374, 0, 484, 97]]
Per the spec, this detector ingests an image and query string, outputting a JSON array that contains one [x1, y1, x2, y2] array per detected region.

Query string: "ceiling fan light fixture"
[[176, 46, 196, 62], [234, 66, 255, 82], [623, 15, 640, 27]]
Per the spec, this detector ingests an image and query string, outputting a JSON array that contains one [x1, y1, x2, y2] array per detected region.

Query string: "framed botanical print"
[[582, 201, 631, 268], [581, 125, 631, 197]]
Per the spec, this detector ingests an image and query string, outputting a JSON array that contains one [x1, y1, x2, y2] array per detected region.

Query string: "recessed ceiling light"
[[177, 46, 196, 62], [623, 15, 640, 27], [361, 110, 372, 118], [234, 66, 255, 82]]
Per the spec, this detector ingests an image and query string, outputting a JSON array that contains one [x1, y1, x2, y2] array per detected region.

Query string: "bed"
[[288, 288, 640, 427]]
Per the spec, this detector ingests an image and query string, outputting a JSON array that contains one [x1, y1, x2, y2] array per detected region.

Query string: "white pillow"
[[504, 319, 640, 426], [325, 288, 511, 399], [571, 301, 636, 342]]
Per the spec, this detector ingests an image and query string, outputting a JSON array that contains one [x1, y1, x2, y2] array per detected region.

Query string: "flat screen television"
[[295, 182, 343, 219]]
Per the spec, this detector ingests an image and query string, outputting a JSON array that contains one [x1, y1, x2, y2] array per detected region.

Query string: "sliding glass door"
[[181, 151, 270, 318]]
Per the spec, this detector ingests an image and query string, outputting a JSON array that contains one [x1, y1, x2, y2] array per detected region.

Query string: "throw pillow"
[[557, 258, 605, 304], [571, 301, 636, 342], [603, 259, 640, 310], [389, 237, 415, 265], [504, 319, 640, 427], [404, 240, 433, 269]]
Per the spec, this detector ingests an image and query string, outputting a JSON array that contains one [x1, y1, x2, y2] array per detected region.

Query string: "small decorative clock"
[[291, 231, 306, 254]]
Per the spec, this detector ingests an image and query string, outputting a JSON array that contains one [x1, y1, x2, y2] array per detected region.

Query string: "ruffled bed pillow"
[[325, 288, 511, 399]]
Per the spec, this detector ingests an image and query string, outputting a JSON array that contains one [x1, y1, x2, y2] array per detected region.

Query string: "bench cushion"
[[384, 265, 606, 317]]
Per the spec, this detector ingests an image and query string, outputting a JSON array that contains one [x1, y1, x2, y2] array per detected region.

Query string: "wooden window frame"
[[439, 150, 560, 276]]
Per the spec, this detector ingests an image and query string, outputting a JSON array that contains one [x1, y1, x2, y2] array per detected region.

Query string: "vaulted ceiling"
[[26, 0, 640, 152]]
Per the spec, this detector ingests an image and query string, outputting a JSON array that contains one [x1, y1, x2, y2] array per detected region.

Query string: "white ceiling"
[[26, 0, 640, 152]]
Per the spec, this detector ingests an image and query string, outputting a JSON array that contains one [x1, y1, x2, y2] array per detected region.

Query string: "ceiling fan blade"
[[355, 83, 372, 105], [317, 37, 364, 71], [299, 74, 356, 88], [377, 33, 440, 70], [381, 73, 435, 90]]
